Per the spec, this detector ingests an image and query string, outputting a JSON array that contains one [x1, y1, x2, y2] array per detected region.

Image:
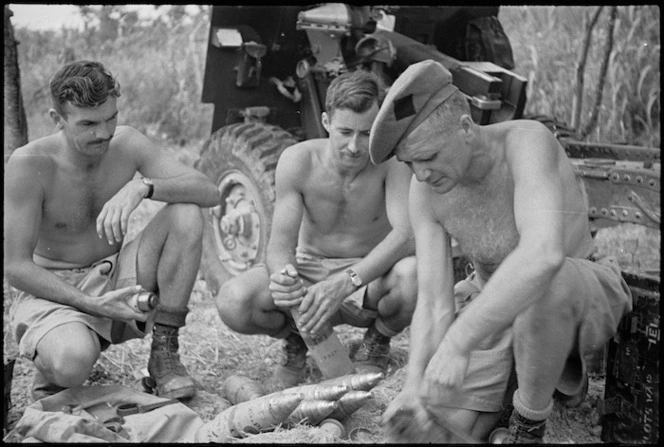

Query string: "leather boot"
[[148, 311, 196, 399]]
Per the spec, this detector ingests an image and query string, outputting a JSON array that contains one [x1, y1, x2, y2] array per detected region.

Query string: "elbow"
[[206, 188, 221, 207], [4, 261, 22, 289], [538, 244, 565, 277]]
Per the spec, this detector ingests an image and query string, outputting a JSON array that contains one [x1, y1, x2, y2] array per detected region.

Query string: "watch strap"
[[142, 178, 154, 199], [346, 268, 362, 288]]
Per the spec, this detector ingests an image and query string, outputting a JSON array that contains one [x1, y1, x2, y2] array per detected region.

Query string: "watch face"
[[347, 269, 362, 287]]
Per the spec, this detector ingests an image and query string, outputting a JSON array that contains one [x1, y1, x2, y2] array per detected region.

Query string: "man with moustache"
[[5, 60, 220, 401]]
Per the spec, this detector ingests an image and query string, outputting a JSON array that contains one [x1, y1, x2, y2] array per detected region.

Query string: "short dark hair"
[[50, 60, 121, 118], [325, 69, 382, 117]]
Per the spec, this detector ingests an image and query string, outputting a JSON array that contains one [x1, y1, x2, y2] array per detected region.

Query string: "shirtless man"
[[4, 60, 220, 400], [216, 69, 417, 388], [371, 60, 632, 443]]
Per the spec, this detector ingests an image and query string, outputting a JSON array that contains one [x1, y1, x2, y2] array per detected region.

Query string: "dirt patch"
[[3, 200, 606, 443]]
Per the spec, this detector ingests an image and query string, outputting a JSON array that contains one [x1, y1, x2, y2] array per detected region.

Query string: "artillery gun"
[[194, 5, 659, 443]]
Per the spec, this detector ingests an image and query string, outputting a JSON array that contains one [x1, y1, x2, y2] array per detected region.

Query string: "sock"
[[512, 389, 554, 421]]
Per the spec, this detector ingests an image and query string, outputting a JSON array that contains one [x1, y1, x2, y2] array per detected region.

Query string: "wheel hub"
[[211, 171, 264, 274]]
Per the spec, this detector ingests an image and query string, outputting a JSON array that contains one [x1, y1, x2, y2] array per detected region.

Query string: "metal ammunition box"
[[599, 272, 659, 443]]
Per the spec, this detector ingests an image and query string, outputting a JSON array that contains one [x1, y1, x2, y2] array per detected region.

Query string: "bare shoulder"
[[5, 134, 60, 177], [504, 119, 557, 141], [503, 119, 561, 161], [110, 125, 152, 149], [277, 138, 322, 171]]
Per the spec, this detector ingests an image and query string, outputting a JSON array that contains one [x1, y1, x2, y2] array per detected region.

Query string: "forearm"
[[5, 260, 98, 314], [266, 243, 298, 276], [445, 248, 563, 354], [349, 229, 414, 285], [146, 173, 219, 207], [404, 297, 454, 389]]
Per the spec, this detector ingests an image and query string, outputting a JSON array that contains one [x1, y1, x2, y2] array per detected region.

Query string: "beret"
[[369, 59, 458, 164]]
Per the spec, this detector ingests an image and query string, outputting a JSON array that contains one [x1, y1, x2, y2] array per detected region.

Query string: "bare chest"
[[302, 175, 388, 232], [438, 170, 519, 265], [41, 170, 131, 233]]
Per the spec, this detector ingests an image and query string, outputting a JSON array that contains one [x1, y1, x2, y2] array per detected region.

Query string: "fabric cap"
[[369, 59, 458, 164]]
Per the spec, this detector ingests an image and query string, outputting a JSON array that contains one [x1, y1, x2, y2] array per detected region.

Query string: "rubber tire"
[[194, 122, 298, 296]]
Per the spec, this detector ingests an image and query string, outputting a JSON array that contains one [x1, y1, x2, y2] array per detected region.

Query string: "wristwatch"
[[346, 268, 363, 288], [141, 177, 154, 199]]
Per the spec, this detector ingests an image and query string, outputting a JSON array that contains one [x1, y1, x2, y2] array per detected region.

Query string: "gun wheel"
[[194, 123, 298, 295]]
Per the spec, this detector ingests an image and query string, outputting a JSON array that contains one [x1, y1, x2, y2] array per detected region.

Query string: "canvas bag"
[[4, 384, 205, 443], [465, 16, 515, 69]]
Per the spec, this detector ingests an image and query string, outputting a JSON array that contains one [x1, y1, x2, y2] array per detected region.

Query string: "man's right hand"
[[268, 263, 307, 309], [88, 285, 152, 322], [381, 388, 432, 442]]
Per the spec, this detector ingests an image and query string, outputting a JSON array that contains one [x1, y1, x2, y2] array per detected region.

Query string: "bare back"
[[433, 121, 594, 276], [7, 126, 144, 266], [285, 139, 392, 258]]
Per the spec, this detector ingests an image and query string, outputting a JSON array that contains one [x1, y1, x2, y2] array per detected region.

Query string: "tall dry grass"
[[8, 6, 213, 150], [500, 5, 660, 147], [5, 5, 660, 153]]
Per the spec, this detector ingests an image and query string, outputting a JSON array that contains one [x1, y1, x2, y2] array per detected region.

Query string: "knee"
[[165, 203, 204, 242], [527, 266, 584, 326], [378, 257, 418, 316], [391, 256, 418, 304], [47, 346, 99, 388], [216, 272, 266, 332]]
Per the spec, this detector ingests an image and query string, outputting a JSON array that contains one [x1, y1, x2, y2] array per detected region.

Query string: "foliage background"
[[3, 5, 660, 443], [4, 5, 660, 155]]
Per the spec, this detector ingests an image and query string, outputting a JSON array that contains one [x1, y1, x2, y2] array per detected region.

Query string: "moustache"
[[89, 138, 112, 145]]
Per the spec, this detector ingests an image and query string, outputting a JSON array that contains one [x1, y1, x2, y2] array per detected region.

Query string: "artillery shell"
[[194, 392, 304, 442], [223, 374, 266, 404], [319, 418, 346, 438], [318, 371, 385, 391], [327, 390, 373, 421], [278, 383, 350, 401], [489, 427, 511, 444], [287, 399, 338, 426]]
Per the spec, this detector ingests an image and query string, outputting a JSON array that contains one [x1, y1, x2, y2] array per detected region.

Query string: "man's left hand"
[[296, 275, 350, 335], [96, 178, 146, 245], [423, 336, 470, 389]]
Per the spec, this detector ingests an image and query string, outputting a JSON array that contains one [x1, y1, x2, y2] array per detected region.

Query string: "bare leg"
[[32, 322, 101, 398], [135, 203, 203, 308], [512, 269, 582, 412], [509, 263, 584, 441], [352, 256, 417, 374], [133, 203, 205, 399], [368, 256, 417, 334], [216, 267, 289, 338]]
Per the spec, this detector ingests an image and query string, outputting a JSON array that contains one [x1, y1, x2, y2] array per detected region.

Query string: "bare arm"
[[265, 145, 308, 308], [404, 177, 456, 389], [3, 149, 146, 322], [382, 176, 456, 433], [345, 157, 415, 285], [299, 159, 417, 334], [445, 127, 567, 359], [96, 126, 220, 244]]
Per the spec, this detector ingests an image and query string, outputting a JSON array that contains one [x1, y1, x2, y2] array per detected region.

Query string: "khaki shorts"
[[9, 232, 151, 361], [424, 255, 632, 413], [294, 248, 378, 328]]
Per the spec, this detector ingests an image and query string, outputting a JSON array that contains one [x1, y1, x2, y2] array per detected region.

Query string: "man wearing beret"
[[215, 69, 417, 388], [374, 60, 632, 443]]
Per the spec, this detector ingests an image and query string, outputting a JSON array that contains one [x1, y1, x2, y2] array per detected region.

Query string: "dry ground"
[[3, 148, 659, 443]]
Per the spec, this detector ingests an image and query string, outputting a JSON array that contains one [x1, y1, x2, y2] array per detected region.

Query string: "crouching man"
[[4, 60, 220, 401], [215, 70, 418, 388], [373, 60, 632, 443]]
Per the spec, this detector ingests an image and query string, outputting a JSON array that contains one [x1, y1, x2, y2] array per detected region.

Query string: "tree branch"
[[580, 6, 618, 139], [571, 6, 603, 130]]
